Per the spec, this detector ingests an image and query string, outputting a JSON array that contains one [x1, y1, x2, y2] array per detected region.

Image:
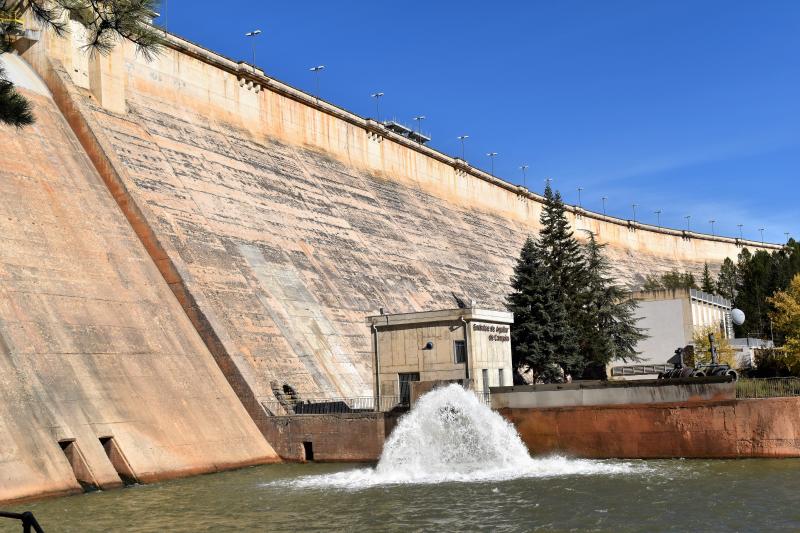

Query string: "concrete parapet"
[[491, 378, 735, 409]]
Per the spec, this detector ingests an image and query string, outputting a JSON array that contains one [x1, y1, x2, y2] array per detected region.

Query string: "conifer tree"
[[538, 184, 588, 294], [580, 233, 647, 370], [506, 236, 579, 382], [700, 262, 716, 293], [716, 257, 738, 302]]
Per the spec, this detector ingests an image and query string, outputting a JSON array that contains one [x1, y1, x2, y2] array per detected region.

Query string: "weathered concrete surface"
[[500, 397, 800, 458], [491, 379, 735, 409], [0, 55, 278, 505], [15, 24, 780, 421], [261, 413, 400, 462]]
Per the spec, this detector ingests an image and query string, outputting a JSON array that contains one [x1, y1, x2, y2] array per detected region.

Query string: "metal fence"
[[736, 378, 800, 399], [262, 390, 492, 415], [262, 395, 404, 416]]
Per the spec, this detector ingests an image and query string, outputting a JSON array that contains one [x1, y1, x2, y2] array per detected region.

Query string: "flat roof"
[[367, 308, 513, 327]]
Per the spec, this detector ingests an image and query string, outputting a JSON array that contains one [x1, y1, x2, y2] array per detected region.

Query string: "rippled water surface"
[[5, 388, 800, 531], [4, 459, 800, 532]]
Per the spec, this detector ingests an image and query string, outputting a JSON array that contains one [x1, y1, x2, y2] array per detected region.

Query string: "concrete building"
[[367, 308, 513, 408], [611, 288, 733, 379]]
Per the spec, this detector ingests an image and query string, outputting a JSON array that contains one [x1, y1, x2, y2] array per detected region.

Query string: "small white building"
[[367, 308, 513, 409], [611, 288, 733, 379]]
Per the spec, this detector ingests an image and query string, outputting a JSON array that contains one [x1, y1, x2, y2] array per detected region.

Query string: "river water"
[[5, 386, 800, 532]]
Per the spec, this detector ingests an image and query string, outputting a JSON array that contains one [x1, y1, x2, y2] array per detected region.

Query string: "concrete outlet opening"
[[58, 439, 99, 492], [99, 436, 138, 486], [302, 441, 314, 461]]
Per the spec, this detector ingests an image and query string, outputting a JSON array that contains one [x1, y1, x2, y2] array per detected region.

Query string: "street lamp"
[[457, 135, 469, 159], [685, 215, 691, 231], [245, 29, 262, 71], [631, 204, 638, 223], [602, 197, 607, 215], [412, 115, 426, 144], [370, 92, 384, 122], [786, 232, 791, 243], [519, 164, 529, 188], [309, 65, 326, 103], [737, 224, 744, 240], [486, 152, 498, 176], [709, 219, 716, 236], [654, 210, 661, 228], [577, 187, 583, 208], [759, 228, 765, 245]]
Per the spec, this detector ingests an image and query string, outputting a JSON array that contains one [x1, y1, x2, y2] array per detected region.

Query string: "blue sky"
[[159, 1, 799, 244]]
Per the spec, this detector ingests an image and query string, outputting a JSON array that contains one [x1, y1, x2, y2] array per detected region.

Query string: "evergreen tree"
[[538, 184, 588, 310], [506, 237, 579, 382], [1, 0, 161, 126], [733, 241, 800, 342], [537, 184, 587, 375], [642, 269, 698, 291], [700, 262, 716, 293], [716, 257, 738, 302], [580, 234, 647, 370], [507, 186, 648, 382], [0, 64, 33, 127]]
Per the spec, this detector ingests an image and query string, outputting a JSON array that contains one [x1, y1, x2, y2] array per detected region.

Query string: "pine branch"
[[0, 64, 35, 126]]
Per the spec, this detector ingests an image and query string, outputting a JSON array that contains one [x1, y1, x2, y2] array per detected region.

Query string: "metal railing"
[[736, 378, 800, 399], [262, 395, 404, 416], [0, 511, 45, 533], [262, 389, 492, 415]]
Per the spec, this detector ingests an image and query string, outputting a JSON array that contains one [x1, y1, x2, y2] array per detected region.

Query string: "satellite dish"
[[731, 308, 745, 326]]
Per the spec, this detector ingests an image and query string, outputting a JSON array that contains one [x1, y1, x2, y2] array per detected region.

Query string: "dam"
[[0, 12, 782, 505]]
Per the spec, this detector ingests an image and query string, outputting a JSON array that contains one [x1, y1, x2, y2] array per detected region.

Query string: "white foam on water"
[[271, 384, 649, 490]]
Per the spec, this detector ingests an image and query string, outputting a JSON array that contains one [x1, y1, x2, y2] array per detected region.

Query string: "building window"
[[482, 368, 489, 392], [398, 372, 420, 405], [454, 340, 466, 364], [498, 368, 504, 387]]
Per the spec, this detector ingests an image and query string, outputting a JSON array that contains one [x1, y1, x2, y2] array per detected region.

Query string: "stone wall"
[[261, 413, 400, 462], [500, 397, 800, 458], [0, 55, 278, 505]]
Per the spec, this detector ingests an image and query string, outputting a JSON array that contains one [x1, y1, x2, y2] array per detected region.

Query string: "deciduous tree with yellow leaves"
[[768, 273, 800, 355]]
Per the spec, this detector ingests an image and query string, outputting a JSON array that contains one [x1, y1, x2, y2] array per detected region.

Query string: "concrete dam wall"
[[1, 20, 781, 494], [14, 26, 779, 408], [0, 53, 278, 505]]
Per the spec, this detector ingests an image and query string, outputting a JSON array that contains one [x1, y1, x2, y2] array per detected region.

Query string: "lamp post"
[[370, 92, 384, 122], [245, 29, 262, 71], [309, 65, 326, 103], [685, 215, 691, 231], [486, 152, 498, 176], [412, 115, 426, 144], [759, 228, 765, 245], [654, 210, 661, 228], [709, 219, 716, 236], [519, 164, 529, 188], [577, 187, 583, 208], [457, 135, 469, 159], [737, 224, 744, 240], [786, 232, 791, 243], [631, 204, 638, 223], [602, 196, 607, 215]]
